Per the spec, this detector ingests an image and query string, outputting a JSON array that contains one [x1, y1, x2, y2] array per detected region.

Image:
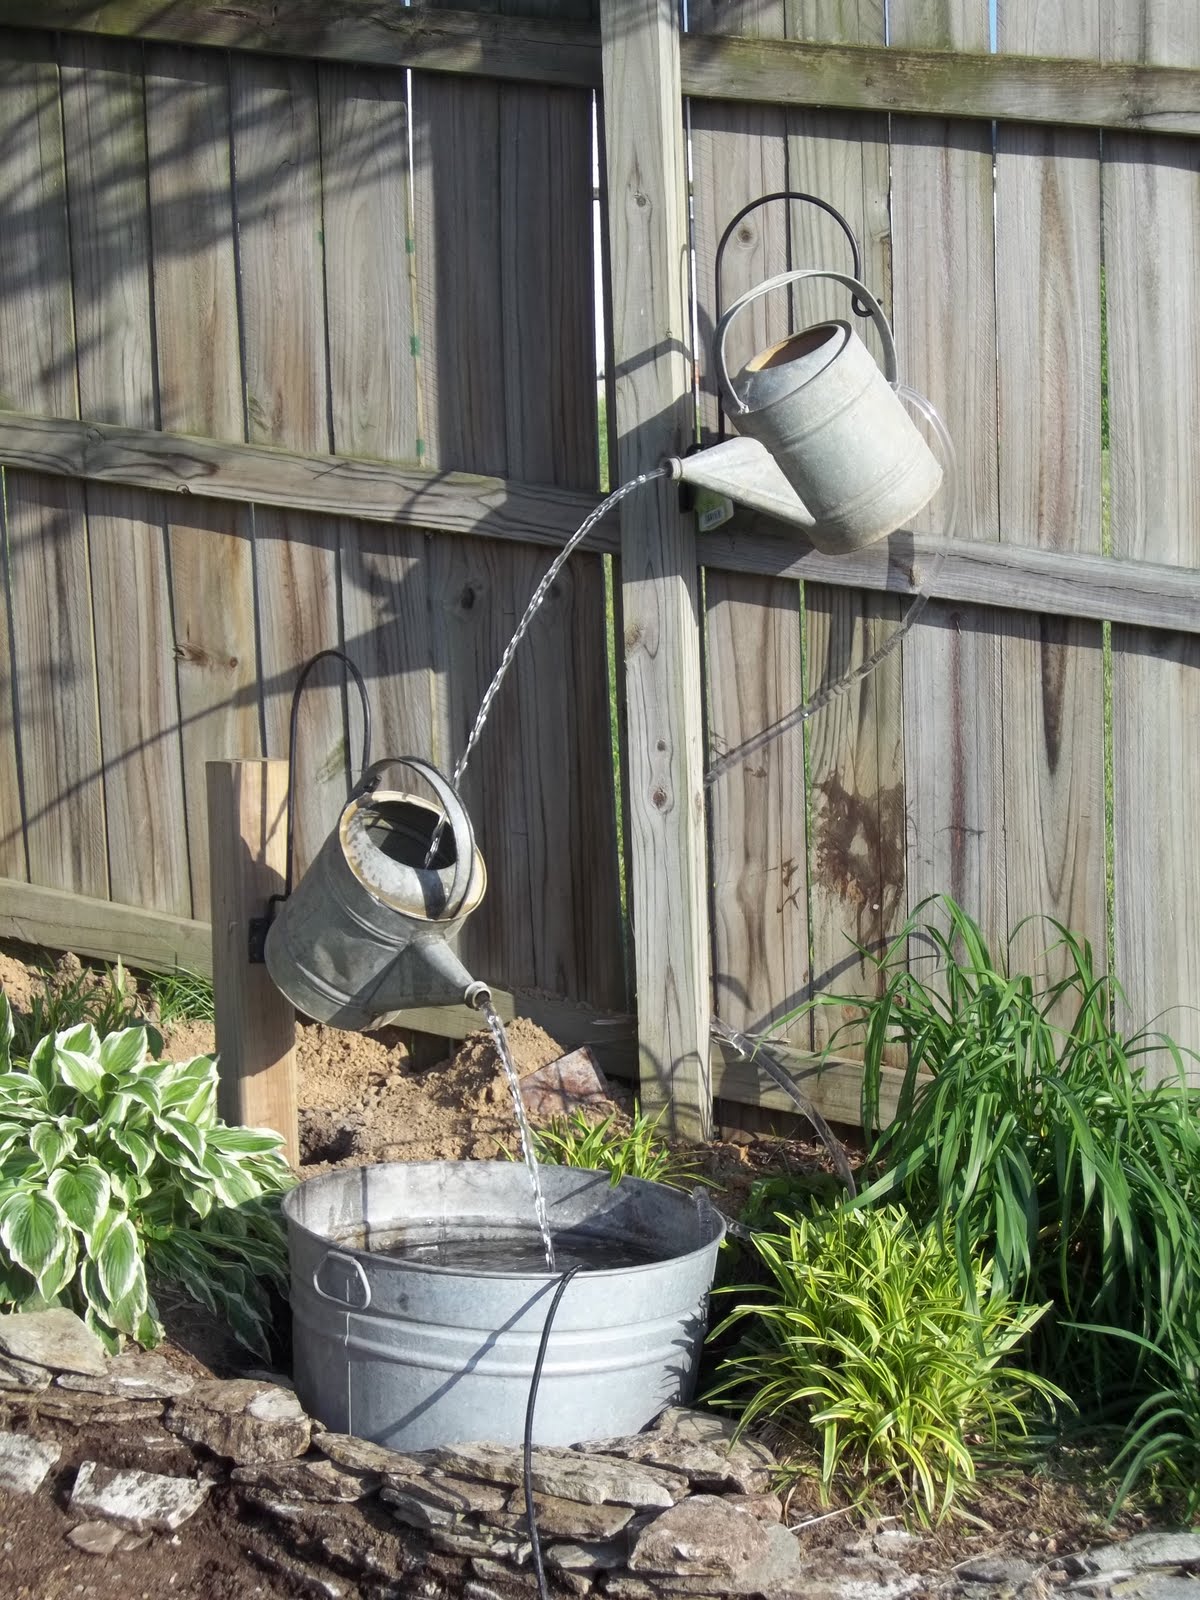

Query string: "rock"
[[958, 1557, 1039, 1586], [464, 1584, 506, 1600], [57, 1350, 194, 1400], [629, 1494, 771, 1578], [383, 1474, 509, 1520], [231, 1457, 379, 1502], [611, 1523, 814, 1597], [312, 1429, 428, 1478], [1089, 1536, 1200, 1574], [165, 1378, 311, 1463], [520, 1047, 610, 1121], [0, 1308, 109, 1376], [471, 1556, 538, 1591], [500, 1488, 634, 1541], [716, 1493, 781, 1524], [432, 1442, 688, 1508], [425, 1523, 532, 1563], [26, 1392, 165, 1425], [69, 1460, 210, 1532], [545, 1537, 631, 1573], [67, 1520, 151, 1555], [0, 1429, 61, 1494], [585, 1409, 777, 1497], [0, 1352, 52, 1391]]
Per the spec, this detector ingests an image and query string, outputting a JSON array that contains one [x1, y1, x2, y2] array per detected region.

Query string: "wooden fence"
[[0, 0, 1198, 1134]]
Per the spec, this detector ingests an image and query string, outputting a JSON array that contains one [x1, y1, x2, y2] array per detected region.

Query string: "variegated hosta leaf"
[[54, 1043, 103, 1097], [158, 1114, 205, 1164], [0, 994, 12, 1071], [108, 1126, 154, 1177], [37, 1228, 78, 1301], [94, 1213, 141, 1305], [99, 1027, 150, 1078], [31, 1121, 75, 1173], [26, 1038, 56, 1097], [207, 1125, 286, 1157], [48, 1161, 111, 1243], [0, 1188, 65, 1277], [56, 1021, 100, 1058]]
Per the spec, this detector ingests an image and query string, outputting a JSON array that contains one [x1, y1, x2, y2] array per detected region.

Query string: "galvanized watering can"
[[264, 756, 489, 1030], [699, 268, 945, 555]]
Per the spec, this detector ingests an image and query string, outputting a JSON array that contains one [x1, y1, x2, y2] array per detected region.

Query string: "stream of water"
[[477, 995, 557, 1270]]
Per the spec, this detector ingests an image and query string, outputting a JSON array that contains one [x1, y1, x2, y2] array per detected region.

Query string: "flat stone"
[[384, 1473, 509, 1518], [0, 1352, 52, 1391], [0, 1429, 61, 1494], [586, 1409, 777, 1496], [959, 1557, 1039, 1585], [629, 1495, 771, 1578], [312, 1429, 427, 1477], [433, 1442, 688, 1508], [499, 1488, 634, 1542], [520, 1047, 611, 1121], [69, 1460, 210, 1532], [471, 1556, 538, 1590], [30, 1393, 165, 1425], [67, 1520, 152, 1555], [720, 1493, 781, 1524], [57, 1351, 194, 1400], [1090, 1538, 1200, 1574], [165, 1378, 311, 1463], [425, 1523, 531, 1563], [611, 1521, 809, 1597], [0, 1309, 109, 1376], [381, 1489, 470, 1532], [231, 1457, 379, 1502], [546, 1537, 631, 1573]]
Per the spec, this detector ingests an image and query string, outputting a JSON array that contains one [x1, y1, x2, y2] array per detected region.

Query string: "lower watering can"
[[672, 268, 949, 556], [264, 756, 489, 1030]]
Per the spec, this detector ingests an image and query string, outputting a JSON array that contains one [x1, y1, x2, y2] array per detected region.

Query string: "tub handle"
[[312, 1250, 372, 1311]]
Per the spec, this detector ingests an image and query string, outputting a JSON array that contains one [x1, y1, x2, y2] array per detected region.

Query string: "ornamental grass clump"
[[528, 1101, 714, 1190], [706, 1202, 1063, 1523], [0, 993, 293, 1357]]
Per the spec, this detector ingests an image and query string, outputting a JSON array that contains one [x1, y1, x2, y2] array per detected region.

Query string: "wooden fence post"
[[206, 759, 299, 1166], [599, 0, 711, 1139]]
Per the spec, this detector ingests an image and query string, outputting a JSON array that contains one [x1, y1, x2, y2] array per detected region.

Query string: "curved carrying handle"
[[351, 755, 478, 919], [714, 269, 898, 418], [311, 1249, 372, 1310]]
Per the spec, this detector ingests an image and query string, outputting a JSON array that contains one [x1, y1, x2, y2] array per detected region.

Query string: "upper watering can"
[[264, 757, 489, 1031], [671, 269, 949, 556]]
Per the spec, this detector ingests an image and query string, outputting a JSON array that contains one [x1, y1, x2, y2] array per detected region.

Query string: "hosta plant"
[[706, 1202, 1065, 1523], [0, 993, 294, 1356]]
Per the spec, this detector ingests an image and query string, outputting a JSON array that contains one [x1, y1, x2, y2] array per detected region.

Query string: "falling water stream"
[[477, 994, 556, 1270]]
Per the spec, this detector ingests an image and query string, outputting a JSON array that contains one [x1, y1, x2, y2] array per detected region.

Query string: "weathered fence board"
[[1104, 0, 1200, 1073], [144, 44, 261, 919]]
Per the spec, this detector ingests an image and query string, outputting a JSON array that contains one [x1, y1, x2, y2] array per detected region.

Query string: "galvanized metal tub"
[[283, 1161, 726, 1449]]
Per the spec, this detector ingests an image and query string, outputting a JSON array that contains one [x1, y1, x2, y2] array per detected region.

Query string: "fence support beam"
[[206, 759, 298, 1166], [600, 0, 710, 1140]]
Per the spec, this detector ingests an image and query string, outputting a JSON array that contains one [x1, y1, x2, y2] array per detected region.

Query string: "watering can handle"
[[352, 755, 478, 919], [713, 269, 898, 418]]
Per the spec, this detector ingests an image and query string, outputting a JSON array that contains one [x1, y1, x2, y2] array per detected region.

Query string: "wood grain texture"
[[689, 0, 810, 1051], [995, 1, 1105, 987], [0, 874, 210, 972], [1103, 1, 1200, 1076], [230, 54, 345, 882], [0, 32, 108, 899], [144, 44, 261, 918], [889, 0, 1005, 945], [59, 33, 192, 918], [783, 0, 905, 1058], [16, 0, 1200, 139], [601, 0, 711, 1135], [206, 760, 298, 1163]]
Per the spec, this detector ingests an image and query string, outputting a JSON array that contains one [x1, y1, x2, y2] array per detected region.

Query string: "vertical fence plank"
[[995, 2, 1106, 985], [889, 0, 1004, 947], [601, 0, 710, 1132], [413, 0, 623, 1010], [144, 44, 260, 920], [60, 35, 192, 920], [689, 1, 811, 1045], [320, 62, 434, 770], [1103, 2, 1200, 1074], [0, 31, 107, 900], [231, 55, 346, 881], [784, 0, 906, 1056]]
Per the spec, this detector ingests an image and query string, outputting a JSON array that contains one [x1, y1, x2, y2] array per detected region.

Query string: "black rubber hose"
[[524, 1265, 583, 1600]]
